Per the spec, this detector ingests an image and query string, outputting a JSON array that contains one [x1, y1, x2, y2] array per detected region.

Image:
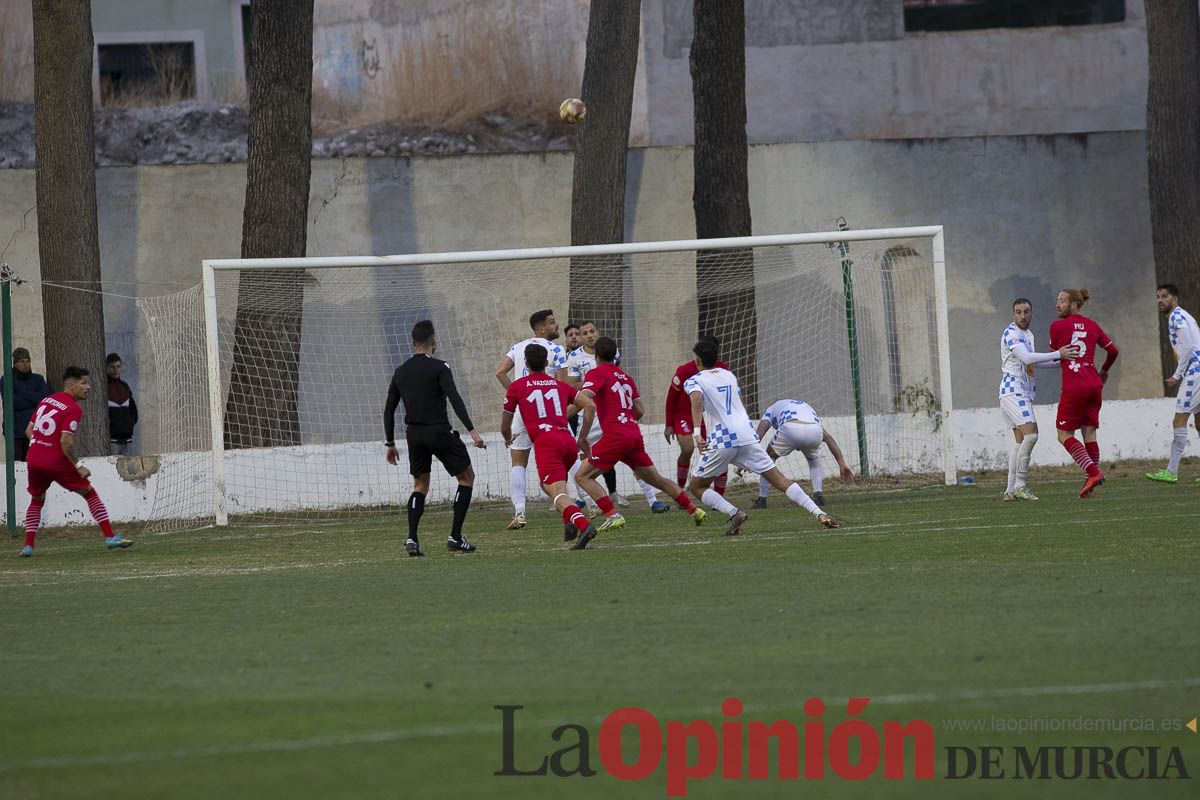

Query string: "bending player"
[[1146, 284, 1200, 484], [750, 397, 854, 509], [573, 337, 708, 534], [500, 344, 599, 550], [494, 309, 568, 530], [566, 321, 667, 513], [684, 340, 838, 533], [20, 367, 133, 557], [999, 298, 1079, 500], [1049, 288, 1118, 498], [663, 335, 729, 496]]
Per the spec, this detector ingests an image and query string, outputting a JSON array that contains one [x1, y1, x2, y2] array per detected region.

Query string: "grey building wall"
[[91, 0, 248, 101], [0, 132, 1158, 454], [634, 0, 1147, 146]]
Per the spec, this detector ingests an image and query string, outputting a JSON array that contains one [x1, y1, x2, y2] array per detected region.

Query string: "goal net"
[[137, 228, 953, 530]]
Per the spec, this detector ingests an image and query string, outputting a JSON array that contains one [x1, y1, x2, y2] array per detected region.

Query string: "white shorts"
[[510, 414, 532, 451], [694, 442, 776, 480], [1000, 394, 1037, 429], [1176, 367, 1200, 414], [771, 422, 823, 460]]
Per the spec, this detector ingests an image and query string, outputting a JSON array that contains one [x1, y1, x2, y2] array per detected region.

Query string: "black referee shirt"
[[383, 354, 475, 442]]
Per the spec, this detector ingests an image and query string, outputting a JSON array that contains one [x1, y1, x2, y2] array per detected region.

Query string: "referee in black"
[[384, 320, 486, 556]]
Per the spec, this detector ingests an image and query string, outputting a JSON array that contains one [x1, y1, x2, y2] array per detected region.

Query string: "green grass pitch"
[[1, 462, 1197, 799]]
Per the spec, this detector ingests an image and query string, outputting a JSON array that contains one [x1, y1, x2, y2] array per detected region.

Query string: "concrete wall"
[[636, 0, 1147, 146], [0, 131, 1160, 459]]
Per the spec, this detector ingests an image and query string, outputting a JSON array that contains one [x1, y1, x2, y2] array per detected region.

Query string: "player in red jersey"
[[1049, 288, 1119, 498], [501, 343, 599, 549], [574, 337, 708, 535], [20, 366, 132, 557], [663, 334, 730, 496]]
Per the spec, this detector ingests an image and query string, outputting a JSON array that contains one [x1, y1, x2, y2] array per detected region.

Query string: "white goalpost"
[[139, 226, 954, 530]]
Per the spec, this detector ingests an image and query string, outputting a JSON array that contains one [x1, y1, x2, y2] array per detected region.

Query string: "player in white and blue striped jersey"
[[683, 339, 837, 533], [999, 298, 1079, 501], [494, 309, 569, 529], [750, 398, 854, 509], [1147, 284, 1200, 483]]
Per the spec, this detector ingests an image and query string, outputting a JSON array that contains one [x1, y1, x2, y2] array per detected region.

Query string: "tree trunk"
[[568, 0, 641, 338], [1146, 0, 1200, 389], [690, 0, 757, 413], [32, 0, 108, 455], [225, 0, 314, 448]]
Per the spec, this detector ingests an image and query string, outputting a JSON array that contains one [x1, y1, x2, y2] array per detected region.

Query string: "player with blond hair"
[[1049, 288, 1119, 498]]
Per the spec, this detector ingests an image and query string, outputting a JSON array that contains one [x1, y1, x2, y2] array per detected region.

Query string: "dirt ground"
[[0, 101, 578, 169]]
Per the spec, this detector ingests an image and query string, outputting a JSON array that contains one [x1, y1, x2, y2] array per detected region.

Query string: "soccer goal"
[[138, 226, 953, 529]]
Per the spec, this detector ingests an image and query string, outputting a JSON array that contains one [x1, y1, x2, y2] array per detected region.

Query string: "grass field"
[[1, 462, 1198, 799]]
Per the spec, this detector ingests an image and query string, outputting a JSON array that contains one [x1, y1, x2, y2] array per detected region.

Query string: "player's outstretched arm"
[[495, 355, 515, 389], [823, 431, 855, 482], [755, 418, 771, 441], [663, 373, 683, 441], [1014, 341, 1077, 366]]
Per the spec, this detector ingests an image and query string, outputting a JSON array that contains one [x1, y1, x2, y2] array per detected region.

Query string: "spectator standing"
[[1, 347, 50, 462], [105, 353, 138, 456]]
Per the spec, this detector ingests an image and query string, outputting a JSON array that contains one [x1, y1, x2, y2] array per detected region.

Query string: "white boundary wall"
[[0, 398, 1184, 528]]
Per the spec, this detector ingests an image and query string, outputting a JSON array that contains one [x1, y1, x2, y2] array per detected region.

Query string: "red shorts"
[[588, 431, 655, 473], [670, 415, 707, 438], [532, 430, 580, 485], [27, 460, 91, 496], [1056, 386, 1103, 431]]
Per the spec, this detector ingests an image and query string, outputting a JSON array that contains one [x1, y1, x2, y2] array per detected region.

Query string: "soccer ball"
[[559, 98, 587, 124]]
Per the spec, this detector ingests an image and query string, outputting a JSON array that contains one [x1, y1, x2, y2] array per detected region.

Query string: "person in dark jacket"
[[105, 353, 138, 455], [1, 347, 51, 461]]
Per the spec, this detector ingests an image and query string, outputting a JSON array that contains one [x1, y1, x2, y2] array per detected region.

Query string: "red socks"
[[676, 463, 689, 487], [714, 472, 728, 496], [673, 491, 697, 514], [1063, 437, 1100, 478], [85, 492, 115, 538], [562, 504, 590, 533], [595, 494, 617, 517], [24, 498, 43, 548], [1085, 441, 1099, 466]]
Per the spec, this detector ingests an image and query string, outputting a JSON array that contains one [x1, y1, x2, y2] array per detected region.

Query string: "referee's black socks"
[[407, 492, 426, 543], [451, 485, 473, 541]]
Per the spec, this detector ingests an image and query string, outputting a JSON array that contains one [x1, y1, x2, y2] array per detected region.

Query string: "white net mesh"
[[137, 232, 948, 530]]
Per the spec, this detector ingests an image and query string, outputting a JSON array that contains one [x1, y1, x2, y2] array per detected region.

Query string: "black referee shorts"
[[406, 425, 471, 478]]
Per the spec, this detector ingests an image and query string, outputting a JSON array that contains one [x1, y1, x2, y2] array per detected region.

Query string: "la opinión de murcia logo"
[[495, 698, 935, 796], [494, 700, 1193, 795]]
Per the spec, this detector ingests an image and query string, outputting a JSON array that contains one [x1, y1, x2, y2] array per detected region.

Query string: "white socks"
[[1006, 443, 1021, 493], [1168, 426, 1188, 474], [786, 483, 822, 515], [510, 465, 527, 515], [638, 479, 657, 506], [701, 488, 738, 517], [807, 457, 823, 493], [1016, 433, 1037, 489], [758, 475, 770, 499]]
